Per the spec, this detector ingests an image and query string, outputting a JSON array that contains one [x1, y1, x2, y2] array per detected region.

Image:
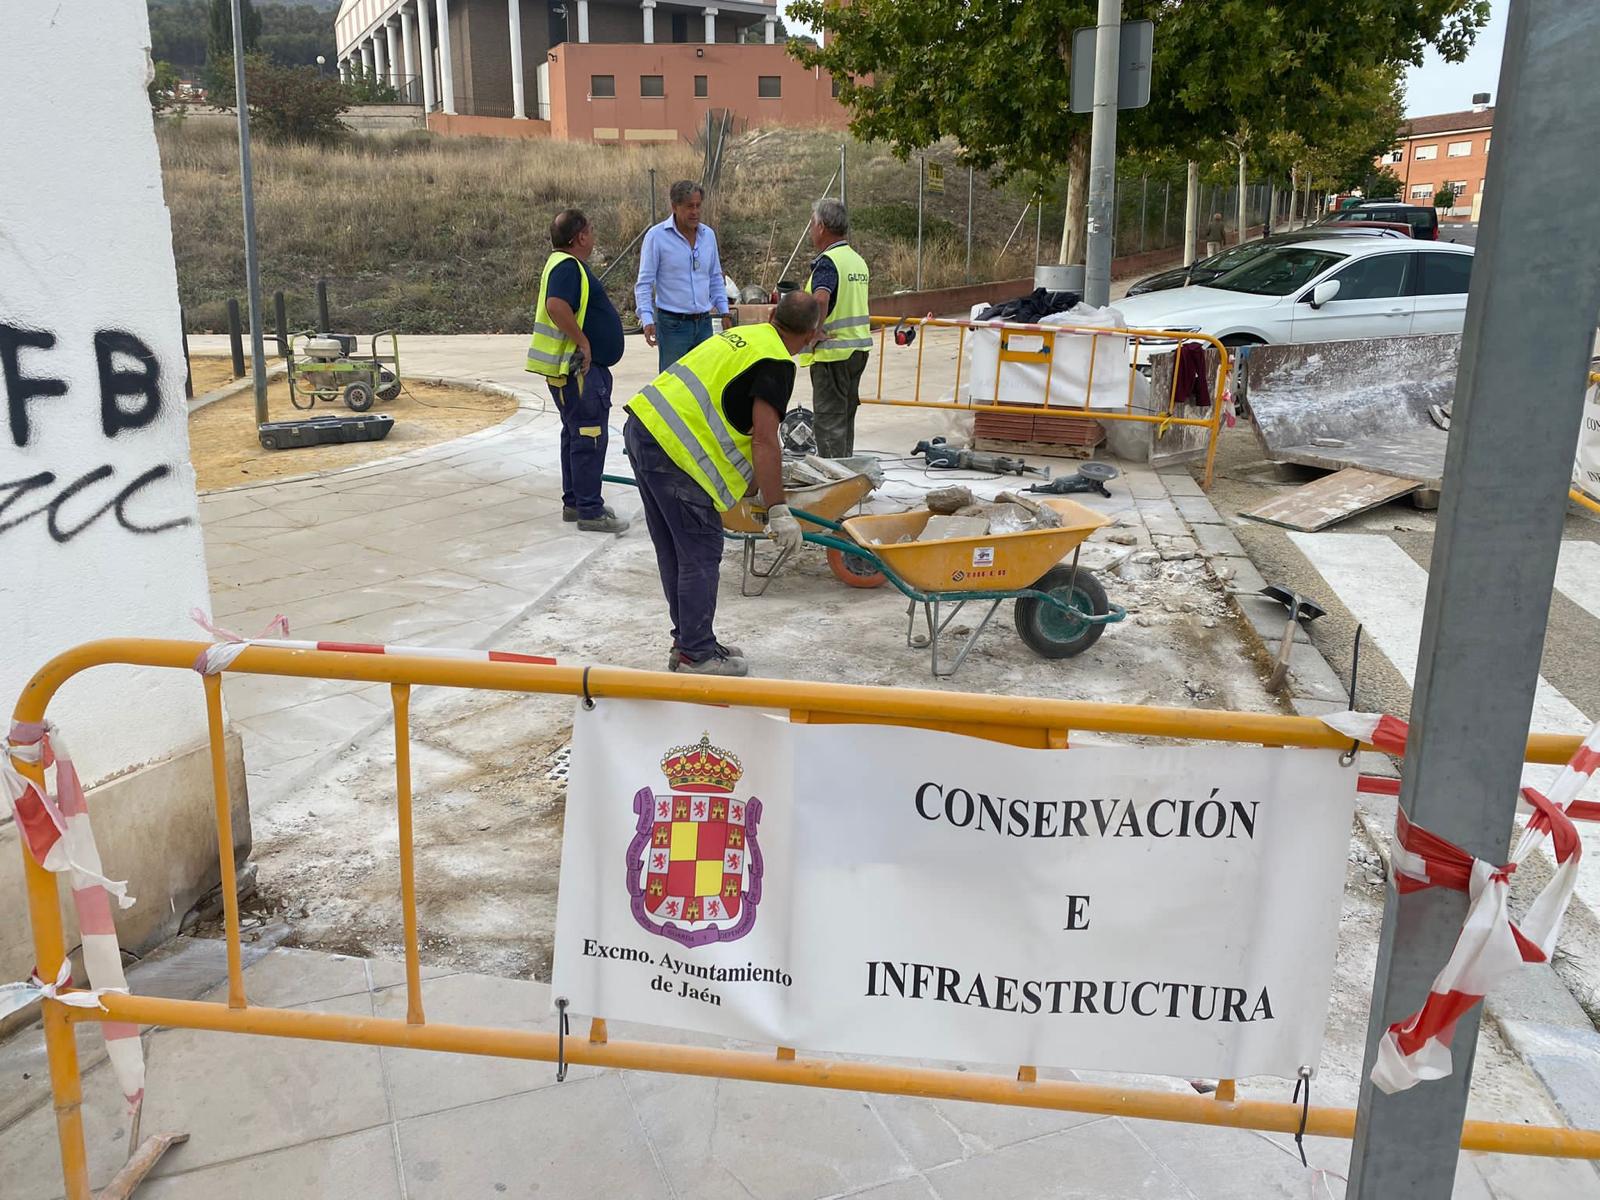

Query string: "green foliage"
[[246, 59, 349, 142], [1364, 166, 1405, 200], [1435, 185, 1458, 210], [149, 60, 185, 111], [343, 65, 401, 105], [789, 0, 1490, 185], [851, 203, 955, 242], [151, 1, 334, 69], [207, 0, 261, 62]]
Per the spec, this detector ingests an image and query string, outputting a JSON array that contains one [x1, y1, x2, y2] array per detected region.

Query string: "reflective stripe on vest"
[[800, 242, 872, 365], [624, 324, 792, 511], [525, 252, 590, 377]]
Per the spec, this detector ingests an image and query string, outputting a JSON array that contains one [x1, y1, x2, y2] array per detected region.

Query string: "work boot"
[[668, 642, 743, 670], [672, 650, 749, 677], [577, 512, 630, 535], [564, 504, 617, 522]]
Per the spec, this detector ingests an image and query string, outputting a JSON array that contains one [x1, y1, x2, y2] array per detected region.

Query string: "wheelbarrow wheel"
[[826, 547, 887, 589], [344, 380, 375, 412], [1014, 564, 1109, 659]]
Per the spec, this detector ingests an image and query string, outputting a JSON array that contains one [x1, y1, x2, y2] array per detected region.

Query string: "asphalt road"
[[1439, 220, 1479, 246]]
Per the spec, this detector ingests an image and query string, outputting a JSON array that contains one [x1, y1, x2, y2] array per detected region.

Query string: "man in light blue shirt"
[[634, 179, 731, 371]]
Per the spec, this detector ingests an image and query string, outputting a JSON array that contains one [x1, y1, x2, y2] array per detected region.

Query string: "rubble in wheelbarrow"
[[782, 455, 886, 490]]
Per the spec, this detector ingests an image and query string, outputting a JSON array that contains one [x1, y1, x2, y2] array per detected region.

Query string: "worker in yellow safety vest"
[[800, 199, 872, 458], [622, 291, 822, 676], [525, 208, 630, 534]]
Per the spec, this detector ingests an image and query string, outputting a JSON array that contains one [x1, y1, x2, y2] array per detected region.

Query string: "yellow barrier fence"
[[13, 639, 1599, 1198], [858, 316, 1231, 489]]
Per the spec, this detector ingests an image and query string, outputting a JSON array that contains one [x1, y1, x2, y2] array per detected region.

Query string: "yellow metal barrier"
[[859, 316, 1231, 489], [13, 639, 1598, 1199]]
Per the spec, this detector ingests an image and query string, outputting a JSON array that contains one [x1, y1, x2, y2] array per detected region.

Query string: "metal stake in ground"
[[916, 155, 925, 291], [1082, 0, 1122, 307], [1347, 1, 1600, 1194], [229, 0, 269, 428]]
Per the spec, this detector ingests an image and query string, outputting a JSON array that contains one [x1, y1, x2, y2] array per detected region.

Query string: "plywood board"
[[1242, 467, 1421, 532]]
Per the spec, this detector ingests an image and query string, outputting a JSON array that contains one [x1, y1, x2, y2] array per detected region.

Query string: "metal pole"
[[1082, 0, 1122, 307], [965, 165, 974, 282], [1138, 174, 1147, 253], [316, 278, 330, 332], [226, 298, 245, 378], [649, 167, 657, 227], [915, 155, 924, 292], [1034, 192, 1043, 266], [1162, 180, 1170, 248], [840, 143, 847, 208], [230, 0, 269, 427], [273, 289, 288, 358], [1348, 1, 1600, 1194]]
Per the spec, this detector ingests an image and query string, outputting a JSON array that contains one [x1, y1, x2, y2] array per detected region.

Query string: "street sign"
[[1070, 19, 1153, 113], [926, 161, 944, 193]]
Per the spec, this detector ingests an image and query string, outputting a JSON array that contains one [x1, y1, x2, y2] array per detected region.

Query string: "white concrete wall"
[[1, 3, 214, 784]]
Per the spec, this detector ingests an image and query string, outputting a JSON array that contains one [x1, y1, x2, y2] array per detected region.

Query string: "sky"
[[1403, 0, 1508, 116], [783, 0, 1510, 121]]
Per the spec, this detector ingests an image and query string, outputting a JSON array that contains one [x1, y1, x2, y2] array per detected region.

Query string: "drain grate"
[[545, 742, 573, 783]]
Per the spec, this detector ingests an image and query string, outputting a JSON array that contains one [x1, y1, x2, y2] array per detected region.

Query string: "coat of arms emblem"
[[627, 732, 763, 947]]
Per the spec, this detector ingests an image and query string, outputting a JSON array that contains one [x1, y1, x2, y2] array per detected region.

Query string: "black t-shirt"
[[548, 257, 624, 367], [721, 358, 796, 435]]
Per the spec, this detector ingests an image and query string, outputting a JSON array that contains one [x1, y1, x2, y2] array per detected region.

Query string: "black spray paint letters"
[[0, 322, 192, 542]]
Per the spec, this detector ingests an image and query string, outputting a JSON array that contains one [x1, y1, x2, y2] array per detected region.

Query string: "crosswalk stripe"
[[1288, 532, 1590, 738], [1555, 540, 1600, 625]]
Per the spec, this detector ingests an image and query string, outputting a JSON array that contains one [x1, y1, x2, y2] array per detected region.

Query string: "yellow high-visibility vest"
[[624, 324, 792, 511], [799, 242, 871, 366], [525, 251, 590, 378]]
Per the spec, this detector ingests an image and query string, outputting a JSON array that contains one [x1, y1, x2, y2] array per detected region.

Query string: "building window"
[[831, 75, 842, 98], [1385, 149, 1403, 163], [694, 74, 708, 97], [590, 75, 615, 98], [641, 75, 665, 97], [1448, 180, 1468, 197], [758, 75, 782, 98], [1410, 184, 1433, 201], [1447, 140, 1473, 157], [1414, 144, 1438, 160], [1484, 137, 1491, 153]]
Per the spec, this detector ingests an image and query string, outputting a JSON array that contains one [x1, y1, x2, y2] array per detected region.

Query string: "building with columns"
[[334, 0, 846, 142]]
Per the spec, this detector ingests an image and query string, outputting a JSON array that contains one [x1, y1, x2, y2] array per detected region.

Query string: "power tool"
[[910, 437, 1049, 478], [1024, 461, 1120, 498]]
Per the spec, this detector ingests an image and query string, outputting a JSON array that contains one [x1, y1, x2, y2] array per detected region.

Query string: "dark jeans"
[[549, 363, 613, 518], [809, 351, 869, 458], [623, 416, 725, 661], [656, 310, 713, 372]]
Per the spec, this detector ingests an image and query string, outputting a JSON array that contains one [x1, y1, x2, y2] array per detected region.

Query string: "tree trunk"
[[1267, 182, 1277, 234], [1183, 160, 1199, 266], [1289, 165, 1299, 226], [1059, 129, 1089, 265], [1236, 145, 1247, 244]]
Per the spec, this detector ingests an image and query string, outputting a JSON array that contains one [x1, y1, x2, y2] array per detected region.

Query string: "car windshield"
[[1208, 248, 1346, 295], [1195, 242, 1270, 275]]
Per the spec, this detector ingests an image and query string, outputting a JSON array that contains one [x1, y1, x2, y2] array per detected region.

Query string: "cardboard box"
[[734, 303, 774, 327]]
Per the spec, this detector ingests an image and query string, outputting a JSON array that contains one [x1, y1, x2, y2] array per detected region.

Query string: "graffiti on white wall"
[[0, 325, 194, 542]]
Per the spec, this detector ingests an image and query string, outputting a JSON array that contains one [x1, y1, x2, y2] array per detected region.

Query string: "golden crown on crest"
[[660, 733, 743, 794]]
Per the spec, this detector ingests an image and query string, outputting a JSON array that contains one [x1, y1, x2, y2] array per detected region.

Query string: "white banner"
[[1574, 373, 1600, 499], [552, 700, 1356, 1080]]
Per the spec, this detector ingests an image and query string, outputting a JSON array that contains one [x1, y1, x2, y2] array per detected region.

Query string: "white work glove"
[[767, 504, 804, 555]]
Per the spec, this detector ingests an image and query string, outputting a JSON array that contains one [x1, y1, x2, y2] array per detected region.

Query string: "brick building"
[[1376, 101, 1493, 220], [334, 0, 849, 142]]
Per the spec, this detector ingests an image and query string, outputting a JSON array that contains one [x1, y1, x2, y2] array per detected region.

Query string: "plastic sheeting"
[[963, 302, 1134, 411]]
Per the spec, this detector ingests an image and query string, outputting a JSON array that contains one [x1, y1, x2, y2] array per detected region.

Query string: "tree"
[[246, 59, 348, 141], [343, 64, 400, 104], [1364, 166, 1405, 200], [205, 0, 262, 103], [790, 0, 1490, 263], [1435, 185, 1458, 211]]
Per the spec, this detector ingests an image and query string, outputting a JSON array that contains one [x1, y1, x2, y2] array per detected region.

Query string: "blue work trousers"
[[549, 363, 613, 519], [623, 415, 724, 662], [656, 310, 713, 372]]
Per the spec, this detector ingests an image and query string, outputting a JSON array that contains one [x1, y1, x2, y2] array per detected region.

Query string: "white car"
[[1113, 237, 1475, 349]]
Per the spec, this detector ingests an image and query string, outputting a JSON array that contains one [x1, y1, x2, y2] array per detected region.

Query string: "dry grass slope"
[[158, 123, 1057, 334]]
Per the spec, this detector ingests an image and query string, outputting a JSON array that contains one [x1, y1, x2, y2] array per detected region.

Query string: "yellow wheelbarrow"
[[801, 498, 1126, 676], [602, 471, 882, 596]]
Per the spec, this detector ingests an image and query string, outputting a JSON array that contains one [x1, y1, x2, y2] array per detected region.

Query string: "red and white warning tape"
[[1325, 710, 1600, 1093], [190, 609, 557, 675], [1, 723, 144, 1108]]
